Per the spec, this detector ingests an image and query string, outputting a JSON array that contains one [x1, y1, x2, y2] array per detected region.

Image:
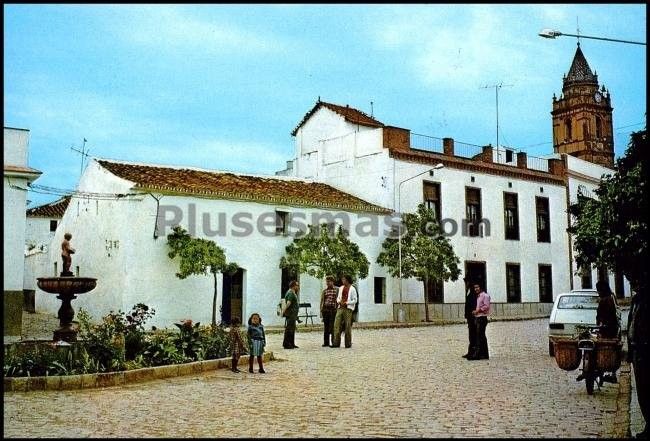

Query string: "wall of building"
[[34, 160, 394, 328], [565, 155, 631, 295], [4, 127, 38, 339], [25, 217, 57, 251]]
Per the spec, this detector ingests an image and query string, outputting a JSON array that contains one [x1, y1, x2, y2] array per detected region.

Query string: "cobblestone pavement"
[[4, 318, 624, 438]]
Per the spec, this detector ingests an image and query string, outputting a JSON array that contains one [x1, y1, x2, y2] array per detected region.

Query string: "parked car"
[[547, 290, 621, 356]]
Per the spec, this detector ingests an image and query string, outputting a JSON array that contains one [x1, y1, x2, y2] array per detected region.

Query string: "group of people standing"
[[463, 278, 491, 360], [283, 275, 358, 350]]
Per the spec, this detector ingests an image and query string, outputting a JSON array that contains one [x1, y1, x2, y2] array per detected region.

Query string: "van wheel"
[[549, 340, 555, 357]]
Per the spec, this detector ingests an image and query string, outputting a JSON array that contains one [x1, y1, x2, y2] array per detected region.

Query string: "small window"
[[536, 197, 550, 243], [565, 119, 572, 140], [423, 182, 441, 222], [275, 211, 289, 235], [595, 117, 603, 139], [506, 263, 521, 303], [505, 149, 514, 163], [49, 220, 58, 232], [374, 277, 386, 304], [538, 265, 553, 303]]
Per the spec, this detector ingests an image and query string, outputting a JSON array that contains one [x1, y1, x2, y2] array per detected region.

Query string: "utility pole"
[[71, 138, 91, 179], [480, 83, 513, 149]]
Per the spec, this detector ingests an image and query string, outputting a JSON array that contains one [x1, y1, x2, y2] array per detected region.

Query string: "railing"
[[408, 132, 551, 173], [454, 141, 485, 159], [409, 133, 444, 153], [527, 156, 550, 172]]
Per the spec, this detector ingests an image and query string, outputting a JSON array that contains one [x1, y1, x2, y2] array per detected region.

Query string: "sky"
[[4, 4, 647, 208]]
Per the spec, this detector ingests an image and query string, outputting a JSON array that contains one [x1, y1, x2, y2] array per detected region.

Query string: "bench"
[[298, 302, 318, 326]]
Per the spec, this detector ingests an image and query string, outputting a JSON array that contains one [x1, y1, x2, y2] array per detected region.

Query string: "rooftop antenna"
[[480, 83, 513, 150], [70, 138, 91, 179], [370, 101, 374, 118]]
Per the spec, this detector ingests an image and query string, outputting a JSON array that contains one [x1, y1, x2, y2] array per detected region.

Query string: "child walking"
[[229, 317, 246, 373], [247, 313, 266, 373]]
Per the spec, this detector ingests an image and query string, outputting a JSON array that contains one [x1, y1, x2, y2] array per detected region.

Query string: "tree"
[[167, 226, 239, 328], [568, 128, 648, 294], [280, 224, 370, 283], [377, 203, 461, 322]]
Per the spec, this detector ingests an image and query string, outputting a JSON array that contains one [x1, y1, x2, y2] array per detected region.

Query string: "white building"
[[23, 196, 70, 313], [35, 159, 392, 328], [282, 100, 577, 321], [4, 127, 41, 341], [28, 45, 630, 326]]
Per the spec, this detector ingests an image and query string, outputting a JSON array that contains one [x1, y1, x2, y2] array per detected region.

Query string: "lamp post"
[[538, 28, 646, 46], [396, 163, 444, 322]]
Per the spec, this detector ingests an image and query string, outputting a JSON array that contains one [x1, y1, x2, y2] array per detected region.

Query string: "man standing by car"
[[595, 280, 620, 384], [462, 277, 477, 359]]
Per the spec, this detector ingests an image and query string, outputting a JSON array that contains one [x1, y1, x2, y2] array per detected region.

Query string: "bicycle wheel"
[[584, 352, 595, 395]]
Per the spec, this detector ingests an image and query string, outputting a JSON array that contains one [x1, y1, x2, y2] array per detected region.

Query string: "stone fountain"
[[37, 276, 97, 342]]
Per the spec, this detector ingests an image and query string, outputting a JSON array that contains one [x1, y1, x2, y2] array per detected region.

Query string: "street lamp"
[[396, 163, 444, 323], [538, 28, 646, 46]]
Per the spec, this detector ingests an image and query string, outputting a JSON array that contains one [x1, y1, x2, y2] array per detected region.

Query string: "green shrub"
[[141, 329, 187, 366], [198, 324, 230, 360]]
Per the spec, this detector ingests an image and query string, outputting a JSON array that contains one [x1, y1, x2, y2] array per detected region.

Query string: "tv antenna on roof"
[[480, 82, 513, 149], [71, 138, 91, 179]]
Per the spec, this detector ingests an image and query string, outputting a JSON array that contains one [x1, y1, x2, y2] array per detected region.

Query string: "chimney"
[[443, 138, 455, 156], [516, 152, 528, 169], [548, 157, 566, 176], [481, 145, 493, 163]]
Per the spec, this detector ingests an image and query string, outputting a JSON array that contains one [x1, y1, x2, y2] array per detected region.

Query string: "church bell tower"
[[551, 44, 615, 168]]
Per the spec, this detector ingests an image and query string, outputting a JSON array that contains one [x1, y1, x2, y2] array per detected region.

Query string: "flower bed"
[[3, 304, 245, 378], [3, 352, 275, 392]]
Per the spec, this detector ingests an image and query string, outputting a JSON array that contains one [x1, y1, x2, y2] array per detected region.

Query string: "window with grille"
[[425, 278, 444, 303], [423, 182, 441, 222], [503, 192, 519, 240], [580, 265, 593, 289], [49, 220, 58, 232], [506, 263, 521, 303], [275, 211, 289, 235], [538, 265, 553, 303], [465, 187, 482, 237], [536, 197, 550, 243]]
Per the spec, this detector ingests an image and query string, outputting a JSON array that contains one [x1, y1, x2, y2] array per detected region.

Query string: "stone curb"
[[3, 352, 275, 393], [263, 314, 551, 334], [613, 360, 632, 439]]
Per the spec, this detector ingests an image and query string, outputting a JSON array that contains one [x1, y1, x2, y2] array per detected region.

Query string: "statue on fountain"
[[61, 232, 75, 276]]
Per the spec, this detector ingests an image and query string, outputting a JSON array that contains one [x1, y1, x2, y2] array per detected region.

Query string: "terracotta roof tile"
[[97, 160, 390, 213], [26, 196, 71, 218], [291, 100, 384, 136]]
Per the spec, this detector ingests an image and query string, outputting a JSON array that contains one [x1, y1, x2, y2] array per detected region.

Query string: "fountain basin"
[[37, 277, 97, 295]]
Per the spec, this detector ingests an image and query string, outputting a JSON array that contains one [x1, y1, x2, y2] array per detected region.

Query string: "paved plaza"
[[4, 318, 628, 438]]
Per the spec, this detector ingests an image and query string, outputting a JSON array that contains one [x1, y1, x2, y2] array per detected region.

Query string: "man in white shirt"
[[331, 275, 357, 348]]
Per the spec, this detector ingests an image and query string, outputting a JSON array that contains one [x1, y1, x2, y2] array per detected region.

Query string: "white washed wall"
[[4, 179, 29, 290], [4, 128, 33, 292], [4, 128, 30, 166], [35, 160, 394, 328], [25, 217, 57, 250], [35, 161, 136, 319]]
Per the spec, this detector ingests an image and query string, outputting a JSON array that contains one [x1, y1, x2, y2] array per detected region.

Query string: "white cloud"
[[110, 5, 283, 55]]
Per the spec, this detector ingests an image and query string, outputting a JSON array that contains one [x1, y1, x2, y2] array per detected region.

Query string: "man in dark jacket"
[[628, 288, 649, 439], [462, 277, 477, 358]]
